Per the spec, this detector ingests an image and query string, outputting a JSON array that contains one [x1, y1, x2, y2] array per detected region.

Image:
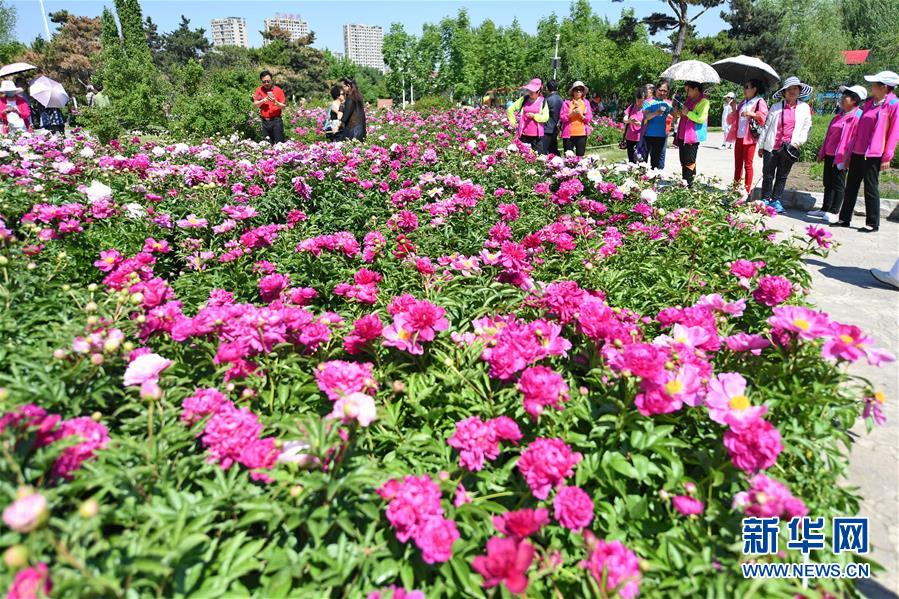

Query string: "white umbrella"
[[29, 76, 69, 109], [0, 62, 37, 79], [711, 55, 780, 92], [661, 60, 721, 84]]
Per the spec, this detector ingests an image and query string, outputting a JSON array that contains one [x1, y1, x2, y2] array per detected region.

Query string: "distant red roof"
[[841, 50, 870, 65]]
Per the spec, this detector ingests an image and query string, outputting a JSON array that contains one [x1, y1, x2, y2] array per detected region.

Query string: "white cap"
[[863, 70, 899, 86], [724, 92, 735, 98], [839, 85, 868, 101]]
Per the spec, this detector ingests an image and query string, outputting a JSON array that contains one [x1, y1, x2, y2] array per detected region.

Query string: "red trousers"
[[733, 139, 756, 194]]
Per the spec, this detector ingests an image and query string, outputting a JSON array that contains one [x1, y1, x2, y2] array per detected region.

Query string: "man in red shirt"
[[253, 70, 286, 143]]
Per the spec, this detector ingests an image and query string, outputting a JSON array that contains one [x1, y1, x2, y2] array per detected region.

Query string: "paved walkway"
[[659, 130, 898, 595]]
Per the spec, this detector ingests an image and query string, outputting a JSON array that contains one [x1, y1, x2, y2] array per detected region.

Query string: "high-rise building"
[[210, 17, 249, 49], [263, 13, 310, 44], [343, 23, 385, 72]]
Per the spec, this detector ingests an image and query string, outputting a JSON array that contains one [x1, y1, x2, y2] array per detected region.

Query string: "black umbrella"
[[711, 55, 780, 93]]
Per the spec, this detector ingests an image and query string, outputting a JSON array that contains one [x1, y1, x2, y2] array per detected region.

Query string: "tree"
[[20, 11, 103, 95], [642, 0, 726, 63], [841, 0, 899, 49], [722, 0, 799, 81], [143, 16, 163, 60], [252, 30, 329, 98], [0, 0, 15, 44], [160, 16, 210, 68]]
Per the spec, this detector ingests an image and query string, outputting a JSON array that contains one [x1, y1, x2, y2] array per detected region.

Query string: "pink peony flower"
[[258, 273, 290, 302], [517, 438, 582, 499], [767, 306, 830, 340], [752, 275, 793, 307], [732, 473, 807, 519], [377, 474, 443, 543], [447, 416, 521, 471], [6, 563, 52, 599], [328, 392, 377, 427], [553, 485, 594, 531], [413, 516, 459, 564], [723, 416, 783, 473], [315, 360, 378, 401], [366, 586, 425, 599], [705, 372, 764, 426], [672, 495, 705, 516], [492, 508, 550, 539], [123, 353, 172, 387], [725, 333, 770, 355], [472, 536, 535, 595], [3, 492, 48, 533], [581, 539, 641, 599], [517, 366, 570, 420]]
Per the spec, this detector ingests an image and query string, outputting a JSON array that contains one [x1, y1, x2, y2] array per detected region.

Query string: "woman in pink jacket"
[[0, 80, 31, 134], [836, 70, 899, 233], [809, 85, 865, 222], [621, 86, 647, 163], [559, 81, 593, 157], [726, 79, 768, 196]]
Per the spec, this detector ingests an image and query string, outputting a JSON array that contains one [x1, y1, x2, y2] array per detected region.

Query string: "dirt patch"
[[787, 162, 824, 193]]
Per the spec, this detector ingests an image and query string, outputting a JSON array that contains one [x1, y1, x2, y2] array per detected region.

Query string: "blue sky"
[[12, 0, 727, 52]]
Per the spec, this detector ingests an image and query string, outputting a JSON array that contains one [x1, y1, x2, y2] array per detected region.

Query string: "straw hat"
[[0, 80, 22, 94], [773, 76, 812, 100]]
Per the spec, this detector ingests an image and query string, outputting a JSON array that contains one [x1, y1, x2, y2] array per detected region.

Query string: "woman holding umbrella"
[[673, 81, 710, 187], [758, 76, 813, 213], [726, 79, 768, 196]]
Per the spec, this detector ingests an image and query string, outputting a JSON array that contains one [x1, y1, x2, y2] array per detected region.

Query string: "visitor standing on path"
[[622, 87, 647, 164], [720, 92, 735, 149], [810, 85, 865, 223], [642, 80, 673, 170], [727, 79, 768, 197], [835, 70, 899, 233], [541, 80, 563, 156], [673, 81, 709, 187], [758, 76, 813, 214], [507, 78, 548, 153], [337, 78, 367, 142], [253, 70, 286, 144], [0, 81, 31, 135], [560, 81, 592, 157], [326, 84, 344, 141]]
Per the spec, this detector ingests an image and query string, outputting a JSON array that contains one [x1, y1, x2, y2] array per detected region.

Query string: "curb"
[[749, 189, 899, 221]]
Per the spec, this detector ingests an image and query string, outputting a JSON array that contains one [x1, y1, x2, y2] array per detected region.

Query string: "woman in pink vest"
[[836, 71, 899, 233], [726, 78, 768, 196], [809, 85, 865, 223], [621, 86, 647, 163], [507, 78, 549, 153]]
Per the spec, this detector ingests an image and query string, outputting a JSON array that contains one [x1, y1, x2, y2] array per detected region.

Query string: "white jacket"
[[759, 100, 812, 152]]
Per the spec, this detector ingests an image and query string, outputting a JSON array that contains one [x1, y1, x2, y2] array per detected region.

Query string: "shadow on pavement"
[[857, 578, 899, 599], [804, 259, 891, 290]]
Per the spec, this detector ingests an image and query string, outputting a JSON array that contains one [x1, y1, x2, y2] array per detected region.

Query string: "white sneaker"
[[824, 212, 840, 223], [807, 210, 825, 218], [871, 268, 899, 290]]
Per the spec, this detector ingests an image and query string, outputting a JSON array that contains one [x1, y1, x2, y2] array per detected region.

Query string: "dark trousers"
[[261, 116, 285, 143], [839, 153, 881, 228], [761, 148, 796, 201], [563, 135, 587, 157], [646, 135, 666, 169], [626, 139, 641, 164], [821, 155, 847, 214], [335, 123, 366, 142], [44, 125, 65, 134], [519, 135, 541, 152], [678, 142, 699, 186], [540, 131, 559, 155]]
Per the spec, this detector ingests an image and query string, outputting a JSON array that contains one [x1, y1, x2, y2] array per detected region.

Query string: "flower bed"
[[0, 112, 892, 598]]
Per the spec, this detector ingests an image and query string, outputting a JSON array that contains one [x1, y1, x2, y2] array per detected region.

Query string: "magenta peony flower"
[[3, 492, 48, 533], [723, 416, 783, 473], [581, 540, 641, 599], [517, 438, 582, 499], [413, 516, 459, 564], [258, 273, 290, 302], [377, 474, 443, 543], [751, 275, 793, 307], [49, 417, 110, 480], [447, 416, 521, 471], [343, 314, 384, 355], [492, 508, 550, 539], [517, 366, 570, 420], [6, 563, 52, 599], [672, 495, 705, 516], [732, 473, 807, 519], [553, 485, 595, 531], [472, 536, 535, 595], [315, 360, 378, 401], [366, 586, 424, 599]]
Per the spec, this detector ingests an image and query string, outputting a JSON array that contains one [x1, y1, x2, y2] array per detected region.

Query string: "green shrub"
[[412, 95, 456, 112]]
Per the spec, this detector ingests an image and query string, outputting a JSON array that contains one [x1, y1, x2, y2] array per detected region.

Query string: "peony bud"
[[140, 380, 162, 401], [0, 256, 8, 266], [78, 499, 100, 518], [85, 301, 97, 312], [90, 353, 104, 366], [391, 380, 405, 394], [684, 482, 697, 495], [87, 283, 98, 292], [52, 349, 66, 360], [3, 545, 27, 568], [289, 485, 304, 497], [0, 387, 7, 402], [91, 411, 102, 422], [86, 315, 99, 326], [130, 292, 144, 305]]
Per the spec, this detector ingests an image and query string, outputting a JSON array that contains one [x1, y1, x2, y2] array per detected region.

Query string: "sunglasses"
[[744, 84, 755, 89]]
